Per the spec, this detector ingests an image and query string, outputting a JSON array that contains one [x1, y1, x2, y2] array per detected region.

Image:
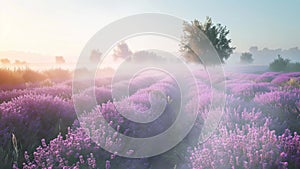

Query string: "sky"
[[0, 0, 299, 63]]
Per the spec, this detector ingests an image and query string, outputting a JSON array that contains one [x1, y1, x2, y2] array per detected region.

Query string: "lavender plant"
[[190, 121, 300, 169], [0, 94, 76, 168]]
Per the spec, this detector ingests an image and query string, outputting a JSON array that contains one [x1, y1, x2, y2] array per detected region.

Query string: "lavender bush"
[[0, 94, 76, 168], [254, 90, 300, 133], [190, 121, 300, 169]]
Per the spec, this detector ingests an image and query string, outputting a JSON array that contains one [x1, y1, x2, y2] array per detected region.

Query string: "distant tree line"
[[0, 56, 67, 65], [0, 58, 27, 65]]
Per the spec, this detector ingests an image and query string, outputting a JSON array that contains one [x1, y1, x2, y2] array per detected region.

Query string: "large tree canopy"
[[180, 17, 235, 65]]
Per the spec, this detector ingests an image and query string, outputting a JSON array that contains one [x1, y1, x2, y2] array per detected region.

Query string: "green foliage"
[[269, 55, 290, 71], [269, 55, 300, 72], [180, 17, 235, 65], [0, 146, 14, 169], [286, 62, 300, 72], [240, 52, 254, 64]]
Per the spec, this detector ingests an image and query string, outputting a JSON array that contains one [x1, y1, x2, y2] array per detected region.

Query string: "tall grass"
[[0, 68, 72, 89]]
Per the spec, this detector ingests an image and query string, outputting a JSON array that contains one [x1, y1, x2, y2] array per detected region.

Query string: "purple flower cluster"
[[19, 126, 149, 169], [278, 129, 300, 168], [254, 91, 300, 114], [253, 90, 300, 133], [73, 86, 112, 113], [255, 72, 281, 82], [271, 72, 300, 86], [0, 94, 76, 141], [0, 85, 72, 103], [226, 82, 272, 100], [190, 122, 300, 169], [0, 94, 76, 168], [19, 127, 99, 169]]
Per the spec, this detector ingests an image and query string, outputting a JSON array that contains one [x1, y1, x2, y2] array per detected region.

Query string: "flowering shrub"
[[0, 94, 76, 168], [278, 130, 300, 168], [271, 72, 300, 87], [72, 86, 112, 114], [79, 107, 151, 169], [0, 89, 28, 103], [255, 72, 281, 82], [82, 86, 112, 105], [21, 127, 149, 169], [271, 75, 293, 85], [32, 85, 73, 100], [21, 128, 99, 169], [20, 103, 151, 168], [226, 82, 272, 100], [254, 91, 300, 114], [190, 122, 300, 169], [254, 91, 300, 133], [0, 94, 76, 140], [0, 85, 72, 103]]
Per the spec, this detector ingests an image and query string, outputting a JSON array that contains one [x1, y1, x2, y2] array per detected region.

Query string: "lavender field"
[[0, 69, 299, 169], [2, 0, 300, 168]]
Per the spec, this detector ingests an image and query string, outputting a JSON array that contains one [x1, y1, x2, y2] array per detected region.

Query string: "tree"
[[269, 55, 290, 71], [240, 52, 254, 64], [55, 56, 66, 64], [90, 49, 102, 63], [180, 17, 235, 66], [0, 58, 10, 64], [112, 42, 132, 60]]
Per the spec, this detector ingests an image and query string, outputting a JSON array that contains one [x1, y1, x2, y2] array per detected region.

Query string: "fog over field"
[[1, 1, 300, 169]]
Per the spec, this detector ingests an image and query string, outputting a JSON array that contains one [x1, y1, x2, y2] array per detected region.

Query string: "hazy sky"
[[0, 0, 299, 62]]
